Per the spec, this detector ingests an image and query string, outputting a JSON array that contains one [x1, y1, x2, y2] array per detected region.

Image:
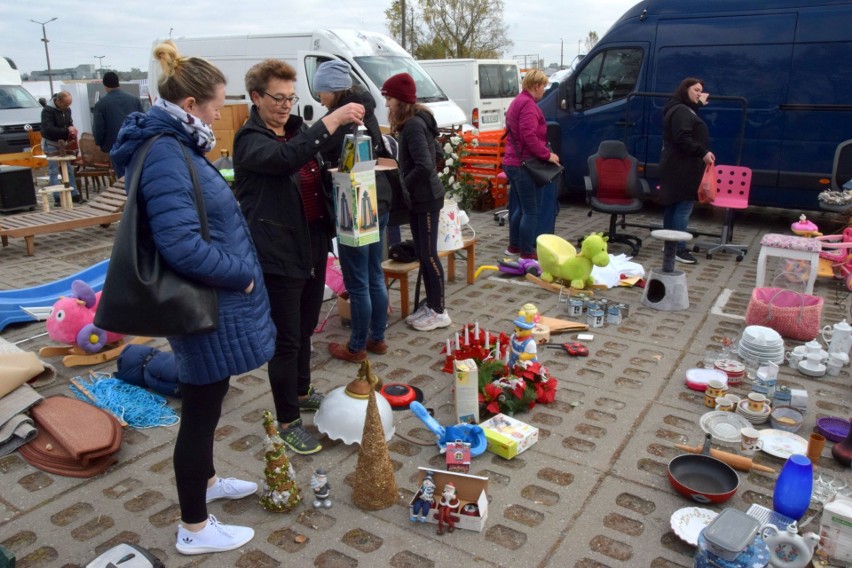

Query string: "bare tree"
[[583, 31, 599, 54], [386, 0, 512, 59]]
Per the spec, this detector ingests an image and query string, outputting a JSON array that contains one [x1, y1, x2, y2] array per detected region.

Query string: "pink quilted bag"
[[744, 285, 823, 341]]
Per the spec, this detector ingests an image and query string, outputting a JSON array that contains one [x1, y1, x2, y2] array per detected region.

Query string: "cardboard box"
[[445, 440, 471, 473], [409, 467, 488, 532], [332, 159, 397, 247], [336, 292, 351, 323], [480, 413, 539, 459], [453, 358, 479, 424]]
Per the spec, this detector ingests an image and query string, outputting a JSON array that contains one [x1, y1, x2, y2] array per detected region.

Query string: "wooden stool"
[[382, 237, 476, 318], [43, 155, 77, 211], [755, 234, 821, 295]]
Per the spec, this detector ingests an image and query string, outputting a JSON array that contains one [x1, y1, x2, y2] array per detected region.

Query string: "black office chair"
[[584, 140, 648, 256]]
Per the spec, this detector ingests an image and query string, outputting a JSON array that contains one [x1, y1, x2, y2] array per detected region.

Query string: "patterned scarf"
[[153, 98, 217, 153]]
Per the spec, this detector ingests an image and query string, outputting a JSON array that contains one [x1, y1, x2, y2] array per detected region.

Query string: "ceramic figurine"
[[790, 214, 821, 237], [509, 304, 539, 368], [436, 482, 460, 535], [310, 467, 332, 509], [760, 521, 819, 568], [410, 472, 436, 523]]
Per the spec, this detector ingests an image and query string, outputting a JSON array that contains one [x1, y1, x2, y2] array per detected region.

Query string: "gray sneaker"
[[280, 418, 322, 455], [405, 303, 429, 325], [298, 385, 324, 412], [411, 308, 452, 331]]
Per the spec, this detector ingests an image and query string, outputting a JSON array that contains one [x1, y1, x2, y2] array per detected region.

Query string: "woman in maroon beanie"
[[382, 72, 451, 331]]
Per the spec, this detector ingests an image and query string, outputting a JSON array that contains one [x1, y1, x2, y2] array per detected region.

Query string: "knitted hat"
[[102, 72, 120, 89], [381, 73, 416, 104], [313, 60, 352, 93]]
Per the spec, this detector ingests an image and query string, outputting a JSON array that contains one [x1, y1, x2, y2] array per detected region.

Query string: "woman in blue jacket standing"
[[111, 41, 275, 556]]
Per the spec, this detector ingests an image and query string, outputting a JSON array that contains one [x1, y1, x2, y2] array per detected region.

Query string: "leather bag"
[[94, 134, 219, 337], [506, 125, 563, 187]]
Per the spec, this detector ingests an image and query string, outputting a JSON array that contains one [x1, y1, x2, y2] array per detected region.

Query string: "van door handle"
[[614, 120, 636, 127]]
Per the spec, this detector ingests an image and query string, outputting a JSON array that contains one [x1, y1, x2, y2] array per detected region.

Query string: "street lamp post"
[[94, 55, 105, 78], [31, 17, 58, 96]]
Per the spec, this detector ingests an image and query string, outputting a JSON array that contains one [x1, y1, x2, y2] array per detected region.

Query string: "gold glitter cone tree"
[[353, 360, 398, 510], [259, 410, 301, 512]]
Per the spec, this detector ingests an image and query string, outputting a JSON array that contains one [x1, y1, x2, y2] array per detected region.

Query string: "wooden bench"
[[382, 237, 476, 318], [0, 182, 127, 256]]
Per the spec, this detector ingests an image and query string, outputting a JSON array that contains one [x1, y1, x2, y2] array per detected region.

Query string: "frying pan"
[[667, 434, 740, 504]]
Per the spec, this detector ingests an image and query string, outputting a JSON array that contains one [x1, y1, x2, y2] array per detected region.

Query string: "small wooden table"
[[41, 156, 77, 212]]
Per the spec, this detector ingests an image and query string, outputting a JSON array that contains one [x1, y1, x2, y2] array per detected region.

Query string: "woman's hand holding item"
[[548, 152, 561, 164], [703, 151, 716, 165], [323, 102, 365, 132]]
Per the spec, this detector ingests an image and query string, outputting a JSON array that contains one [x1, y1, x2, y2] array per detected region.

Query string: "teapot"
[[760, 521, 819, 568], [822, 319, 852, 358]]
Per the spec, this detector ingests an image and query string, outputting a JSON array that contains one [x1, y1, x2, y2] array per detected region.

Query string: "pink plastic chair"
[[694, 164, 752, 260]]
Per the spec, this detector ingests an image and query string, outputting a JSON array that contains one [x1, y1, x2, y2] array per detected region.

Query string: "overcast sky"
[[1, 1, 639, 75]]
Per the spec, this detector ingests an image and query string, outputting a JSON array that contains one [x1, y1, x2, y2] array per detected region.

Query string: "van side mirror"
[[304, 105, 313, 121], [559, 82, 570, 112]]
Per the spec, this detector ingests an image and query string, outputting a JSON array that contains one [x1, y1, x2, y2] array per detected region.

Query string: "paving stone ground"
[[1, 190, 850, 567]]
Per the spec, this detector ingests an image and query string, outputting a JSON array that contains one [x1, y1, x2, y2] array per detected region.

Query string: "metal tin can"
[[616, 302, 630, 319], [587, 308, 605, 328], [606, 305, 622, 325], [568, 298, 584, 317]]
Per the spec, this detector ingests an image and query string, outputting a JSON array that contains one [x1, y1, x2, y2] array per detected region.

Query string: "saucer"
[[798, 361, 827, 377]]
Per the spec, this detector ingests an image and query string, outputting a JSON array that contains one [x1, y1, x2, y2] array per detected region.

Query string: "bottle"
[[773, 454, 813, 520]]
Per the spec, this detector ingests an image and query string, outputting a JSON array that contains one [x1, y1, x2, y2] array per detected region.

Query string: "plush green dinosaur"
[[537, 233, 610, 289]]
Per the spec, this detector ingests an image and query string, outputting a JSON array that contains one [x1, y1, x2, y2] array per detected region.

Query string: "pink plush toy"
[[46, 280, 124, 353]]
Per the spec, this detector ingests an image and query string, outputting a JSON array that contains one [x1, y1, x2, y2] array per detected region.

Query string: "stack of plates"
[[714, 359, 746, 385], [736, 399, 771, 425], [737, 325, 785, 364]]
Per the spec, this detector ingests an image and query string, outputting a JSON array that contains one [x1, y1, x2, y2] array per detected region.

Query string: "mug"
[[740, 427, 763, 455], [747, 392, 767, 412], [704, 392, 717, 408], [706, 379, 728, 399], [827, 360, 843, 377], [715, 397, 734, 412], [785, 349, 805, 369], [724, 393, 742, 407]]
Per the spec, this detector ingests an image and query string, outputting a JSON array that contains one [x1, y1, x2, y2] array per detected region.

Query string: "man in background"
[[93, 71, 143, 154], [41, 90, 81, 204]]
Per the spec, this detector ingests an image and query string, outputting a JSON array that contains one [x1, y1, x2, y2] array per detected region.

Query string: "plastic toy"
[[537, 233, 610, 289], [790, 214, 821, 237], [45, 280, 124, 353], [409, 401, 487, 457], [497, 257, 541, 277], [508, 306, 538, 368], [544, 341, 589, 357], [815, 227, 852, 291], [410, 472, 436, 523], [310, 468, 332, 509]]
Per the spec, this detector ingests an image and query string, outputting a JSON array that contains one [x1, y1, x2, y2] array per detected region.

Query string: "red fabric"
[[595, 157, 633, 204]]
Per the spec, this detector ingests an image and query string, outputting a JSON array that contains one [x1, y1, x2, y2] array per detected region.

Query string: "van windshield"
[[354, 56, 448, 102], [0, 85, 41, 110]]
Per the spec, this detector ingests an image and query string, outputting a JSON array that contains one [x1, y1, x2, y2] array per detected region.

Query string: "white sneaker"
[[206, 477, 258, 503], [412, 308, 452, 331], [405, 303, 429, 325], [176, 514, 254, 555]]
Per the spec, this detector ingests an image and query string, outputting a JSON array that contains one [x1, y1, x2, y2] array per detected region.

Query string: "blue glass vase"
[[773, 454, 813, 520]]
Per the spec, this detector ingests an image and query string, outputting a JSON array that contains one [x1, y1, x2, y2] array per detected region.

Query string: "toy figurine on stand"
[[508, 304, 539, 369], [436, 482, 460, 535], [410, 472, 436, 523], [310, 467, 332, 509]]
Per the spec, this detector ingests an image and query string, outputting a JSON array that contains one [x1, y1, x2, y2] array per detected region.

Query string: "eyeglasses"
[[263, 91, 299, 106]]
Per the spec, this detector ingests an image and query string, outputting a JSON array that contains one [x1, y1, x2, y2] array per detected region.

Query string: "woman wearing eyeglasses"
[[233, 59, 364, 456]]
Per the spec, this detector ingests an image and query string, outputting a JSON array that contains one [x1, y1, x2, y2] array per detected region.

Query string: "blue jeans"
[[663, 200, 694, 252], [338, 213, 389, 351], [43, 139, 79, 199], [505, 165, 539, 255]]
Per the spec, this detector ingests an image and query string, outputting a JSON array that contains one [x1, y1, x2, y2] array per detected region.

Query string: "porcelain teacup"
[[805, 340, 823, 355], [829, 352, 850, 366]]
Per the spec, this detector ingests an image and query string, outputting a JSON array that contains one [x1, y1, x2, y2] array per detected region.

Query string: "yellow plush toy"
[[537, 233, 610, 289]]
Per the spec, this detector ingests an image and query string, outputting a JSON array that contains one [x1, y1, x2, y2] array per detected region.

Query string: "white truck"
[[149, 29, 467, 129], [418, 59, 520, 131], [0, 57, 43, 154]]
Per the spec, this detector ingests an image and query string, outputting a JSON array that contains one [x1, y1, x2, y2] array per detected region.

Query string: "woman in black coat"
[[659, 77, 716, 264]]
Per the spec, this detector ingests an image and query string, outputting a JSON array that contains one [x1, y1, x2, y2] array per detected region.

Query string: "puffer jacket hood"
[[111, 107, 191, 178]]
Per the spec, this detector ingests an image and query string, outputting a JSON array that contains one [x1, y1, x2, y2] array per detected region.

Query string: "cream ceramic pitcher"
[[823, 319, 852, 357]]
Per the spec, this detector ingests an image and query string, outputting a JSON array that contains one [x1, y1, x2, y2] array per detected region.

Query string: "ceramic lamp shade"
[[314, 384, 396, 445]]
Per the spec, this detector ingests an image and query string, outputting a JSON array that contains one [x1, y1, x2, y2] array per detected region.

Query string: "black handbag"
[[506, 125, 563, 187], [94, 134, 219, 337]]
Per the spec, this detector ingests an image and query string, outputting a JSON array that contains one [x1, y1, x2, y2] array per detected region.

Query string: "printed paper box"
[[453, 358, 479, 424], [480, 413, 539, 459], [409, 466, 489, 532], [332, 158, 397, 247]]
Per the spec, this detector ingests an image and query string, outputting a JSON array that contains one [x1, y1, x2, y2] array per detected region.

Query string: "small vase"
[[831, 417, 852, 467], [773, 454, 813, 521]]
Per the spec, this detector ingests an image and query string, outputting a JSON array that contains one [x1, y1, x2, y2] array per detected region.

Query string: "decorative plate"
[[817, 416, 851, 443], [714, 359, 745, 375], [700, 411, 752, 445], [670, 507, 718, 546], [759, 429, 808, 459]]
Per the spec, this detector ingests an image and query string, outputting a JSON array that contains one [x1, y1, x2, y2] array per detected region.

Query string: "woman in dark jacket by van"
[[382, 72, 451, 332], [659, 77, 716, 264]]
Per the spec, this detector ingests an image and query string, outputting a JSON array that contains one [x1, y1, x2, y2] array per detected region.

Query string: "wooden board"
[[539, 315, 588, 333]]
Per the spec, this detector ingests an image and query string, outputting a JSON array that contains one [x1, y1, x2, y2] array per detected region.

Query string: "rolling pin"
[[674, 443, 776, 474]]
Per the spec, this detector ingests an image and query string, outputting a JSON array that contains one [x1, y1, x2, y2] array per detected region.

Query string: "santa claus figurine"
[[436, 482, 460, 535]]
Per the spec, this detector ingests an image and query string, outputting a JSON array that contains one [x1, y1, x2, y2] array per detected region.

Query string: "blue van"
[[540, 0, 852, 210]]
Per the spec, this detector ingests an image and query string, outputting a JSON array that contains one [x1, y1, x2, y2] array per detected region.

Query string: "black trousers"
[[263, 221, 329, 425], [173, 377, 230, 524], [409, 206, 445, 312]]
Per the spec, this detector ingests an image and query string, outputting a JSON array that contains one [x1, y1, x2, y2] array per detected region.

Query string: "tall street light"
[[31, 17, 58, 96], [94, 55, 105, 77]]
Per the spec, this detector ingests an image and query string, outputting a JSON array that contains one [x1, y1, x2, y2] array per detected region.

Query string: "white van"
[[149, 29, 467, 129], [418, 59, 520, 131], [0, 57, 42, 154]]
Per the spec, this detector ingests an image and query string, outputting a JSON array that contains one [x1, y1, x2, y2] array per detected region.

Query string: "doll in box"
[[410, 472, 436, 523], [436, 482, 460, 535]]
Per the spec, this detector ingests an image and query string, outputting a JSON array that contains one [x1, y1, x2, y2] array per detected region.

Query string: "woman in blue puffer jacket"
[[111, 41, 275, 556]]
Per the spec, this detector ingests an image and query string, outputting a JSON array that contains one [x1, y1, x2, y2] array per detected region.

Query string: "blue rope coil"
[[69, 372, 180, 429]]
